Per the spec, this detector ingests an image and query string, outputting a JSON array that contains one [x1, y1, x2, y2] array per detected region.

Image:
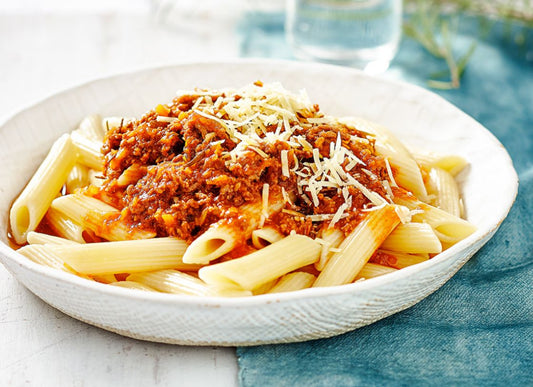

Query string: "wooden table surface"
[[0, 1, 253, 385]]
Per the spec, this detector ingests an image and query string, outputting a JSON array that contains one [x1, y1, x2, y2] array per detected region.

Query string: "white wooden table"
[[0, 1, 254, 385]]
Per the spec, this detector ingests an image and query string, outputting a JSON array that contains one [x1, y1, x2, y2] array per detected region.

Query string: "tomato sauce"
[[94, 89, 390, 243]]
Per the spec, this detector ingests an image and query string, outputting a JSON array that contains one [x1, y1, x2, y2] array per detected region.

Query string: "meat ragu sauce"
[[91, 82, 390, 246]]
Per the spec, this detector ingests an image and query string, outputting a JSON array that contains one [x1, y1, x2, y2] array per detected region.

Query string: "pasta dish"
[[9, 82, 476, 296]]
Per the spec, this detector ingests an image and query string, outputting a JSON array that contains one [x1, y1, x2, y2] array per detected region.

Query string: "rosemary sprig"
[[403, 0, 531, 89]]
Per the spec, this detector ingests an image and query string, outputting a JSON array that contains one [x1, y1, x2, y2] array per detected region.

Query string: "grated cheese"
[[281, 187, 294, 206], [259, 183, 270, 228], [395, 205, 412, 224], [248, 146, 268, 159], [329, 202, 349, 228], [262, 183, 269, 218], [281, 209, 304, 218], [281, 150, 290, 177], [156, 116, 178, 123], [382, 179, 394, 202], [172, 82, 391, 231], [384, 157, 398, 187]]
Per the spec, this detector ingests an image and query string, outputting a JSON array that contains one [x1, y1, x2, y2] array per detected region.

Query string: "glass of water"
[[285, 0, 402, 74]]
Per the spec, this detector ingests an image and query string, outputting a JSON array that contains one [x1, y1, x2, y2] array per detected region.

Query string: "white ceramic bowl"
[[0, 60, 518, 346]]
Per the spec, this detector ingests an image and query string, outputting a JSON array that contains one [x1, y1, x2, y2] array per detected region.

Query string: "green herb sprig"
[[403, 0, 532, 89]]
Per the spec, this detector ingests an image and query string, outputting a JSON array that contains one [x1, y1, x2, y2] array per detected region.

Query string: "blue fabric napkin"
[[237, 15, 533, 386]]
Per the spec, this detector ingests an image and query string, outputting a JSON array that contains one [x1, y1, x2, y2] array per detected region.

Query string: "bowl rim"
[[0, 58, 520, 308]]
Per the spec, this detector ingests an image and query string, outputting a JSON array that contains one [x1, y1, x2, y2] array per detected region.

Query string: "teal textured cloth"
[[237, 15, 533, 386]]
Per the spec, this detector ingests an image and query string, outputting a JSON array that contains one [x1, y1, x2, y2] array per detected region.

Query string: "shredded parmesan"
[[382, 179, 394, 202], [259, 183, 270, 228], [395, 205, 412, 224], [262, 183, 269, 217], [329, 203, 349, 228], [281, 150, 290, 177], [281, 209, 304, 218], [384, 157, 398, 187], [307, 214, 335, 222], [156, 116, 178, 123], [248, 146, 268, 158]]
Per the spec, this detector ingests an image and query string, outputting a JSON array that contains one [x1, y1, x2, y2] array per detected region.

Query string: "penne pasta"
[[10, 134, 77, 244], [267, 271, 316, 293], [426, 167, 462, 217], [75, 114, 105, 142], [199, 234, 321, 291], [354, 263, 397, 280], [45, 206, 86, 244], [70, 131, 103, 171], [381, 223, 442, 254], [395, 195, 476, 245], [18, 244, 77, 274], [26, 231, 79, 245], [109, 280, 158, 292], [251, 227, 284, 249], [51, 193, 156, 241], [314, 205, 400, 287], [125, 269, 254, 297], [66, 163, 90, 194], [414, 152, 468, 177], [183, 198, 285, 264], [339, 116, 428, 201], [127, 270, 214, 296], [252, 278, 278, 295], [181, 224, 236, 265], [371, 250, 429, 269], [49, 237, 196, 275], [315, 228, 344, 271]]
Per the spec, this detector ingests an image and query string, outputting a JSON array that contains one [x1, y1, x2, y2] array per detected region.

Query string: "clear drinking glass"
[[285, 0, 402, 74]]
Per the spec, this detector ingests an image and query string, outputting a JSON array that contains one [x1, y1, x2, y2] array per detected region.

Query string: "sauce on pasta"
[[95, 82, 390, 247]]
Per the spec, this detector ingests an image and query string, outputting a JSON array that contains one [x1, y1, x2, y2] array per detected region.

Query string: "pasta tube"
[[51, 193, 156, 241], [267, 272, 316, 293], [314, 205, 400, 287], [354, 263, 397, 280], [49, 237, 196, 275], [75, 114, 105, 142], [127, 270, 213, 296], [339, 117, 428, 201], [251, 227, 284, 249], [10, 134, 77, 244], [427, 167, 462, 217], [71, 131, 103, 171], [45, 207, 86, 244], [381, 223, 442, 254], [315, 228, 344, 271], [18, 244, 77, 274], [109, 281, 158, 292], [199, 234, 321, 291], [66, 164, 89, 194], [126, 270, 251, 297], [183, 197, 284, 264], [371, 250, 429, 269], [395, 196, 476, 245], [26, 231, 79, 245], [414, 153, 468, 177]]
